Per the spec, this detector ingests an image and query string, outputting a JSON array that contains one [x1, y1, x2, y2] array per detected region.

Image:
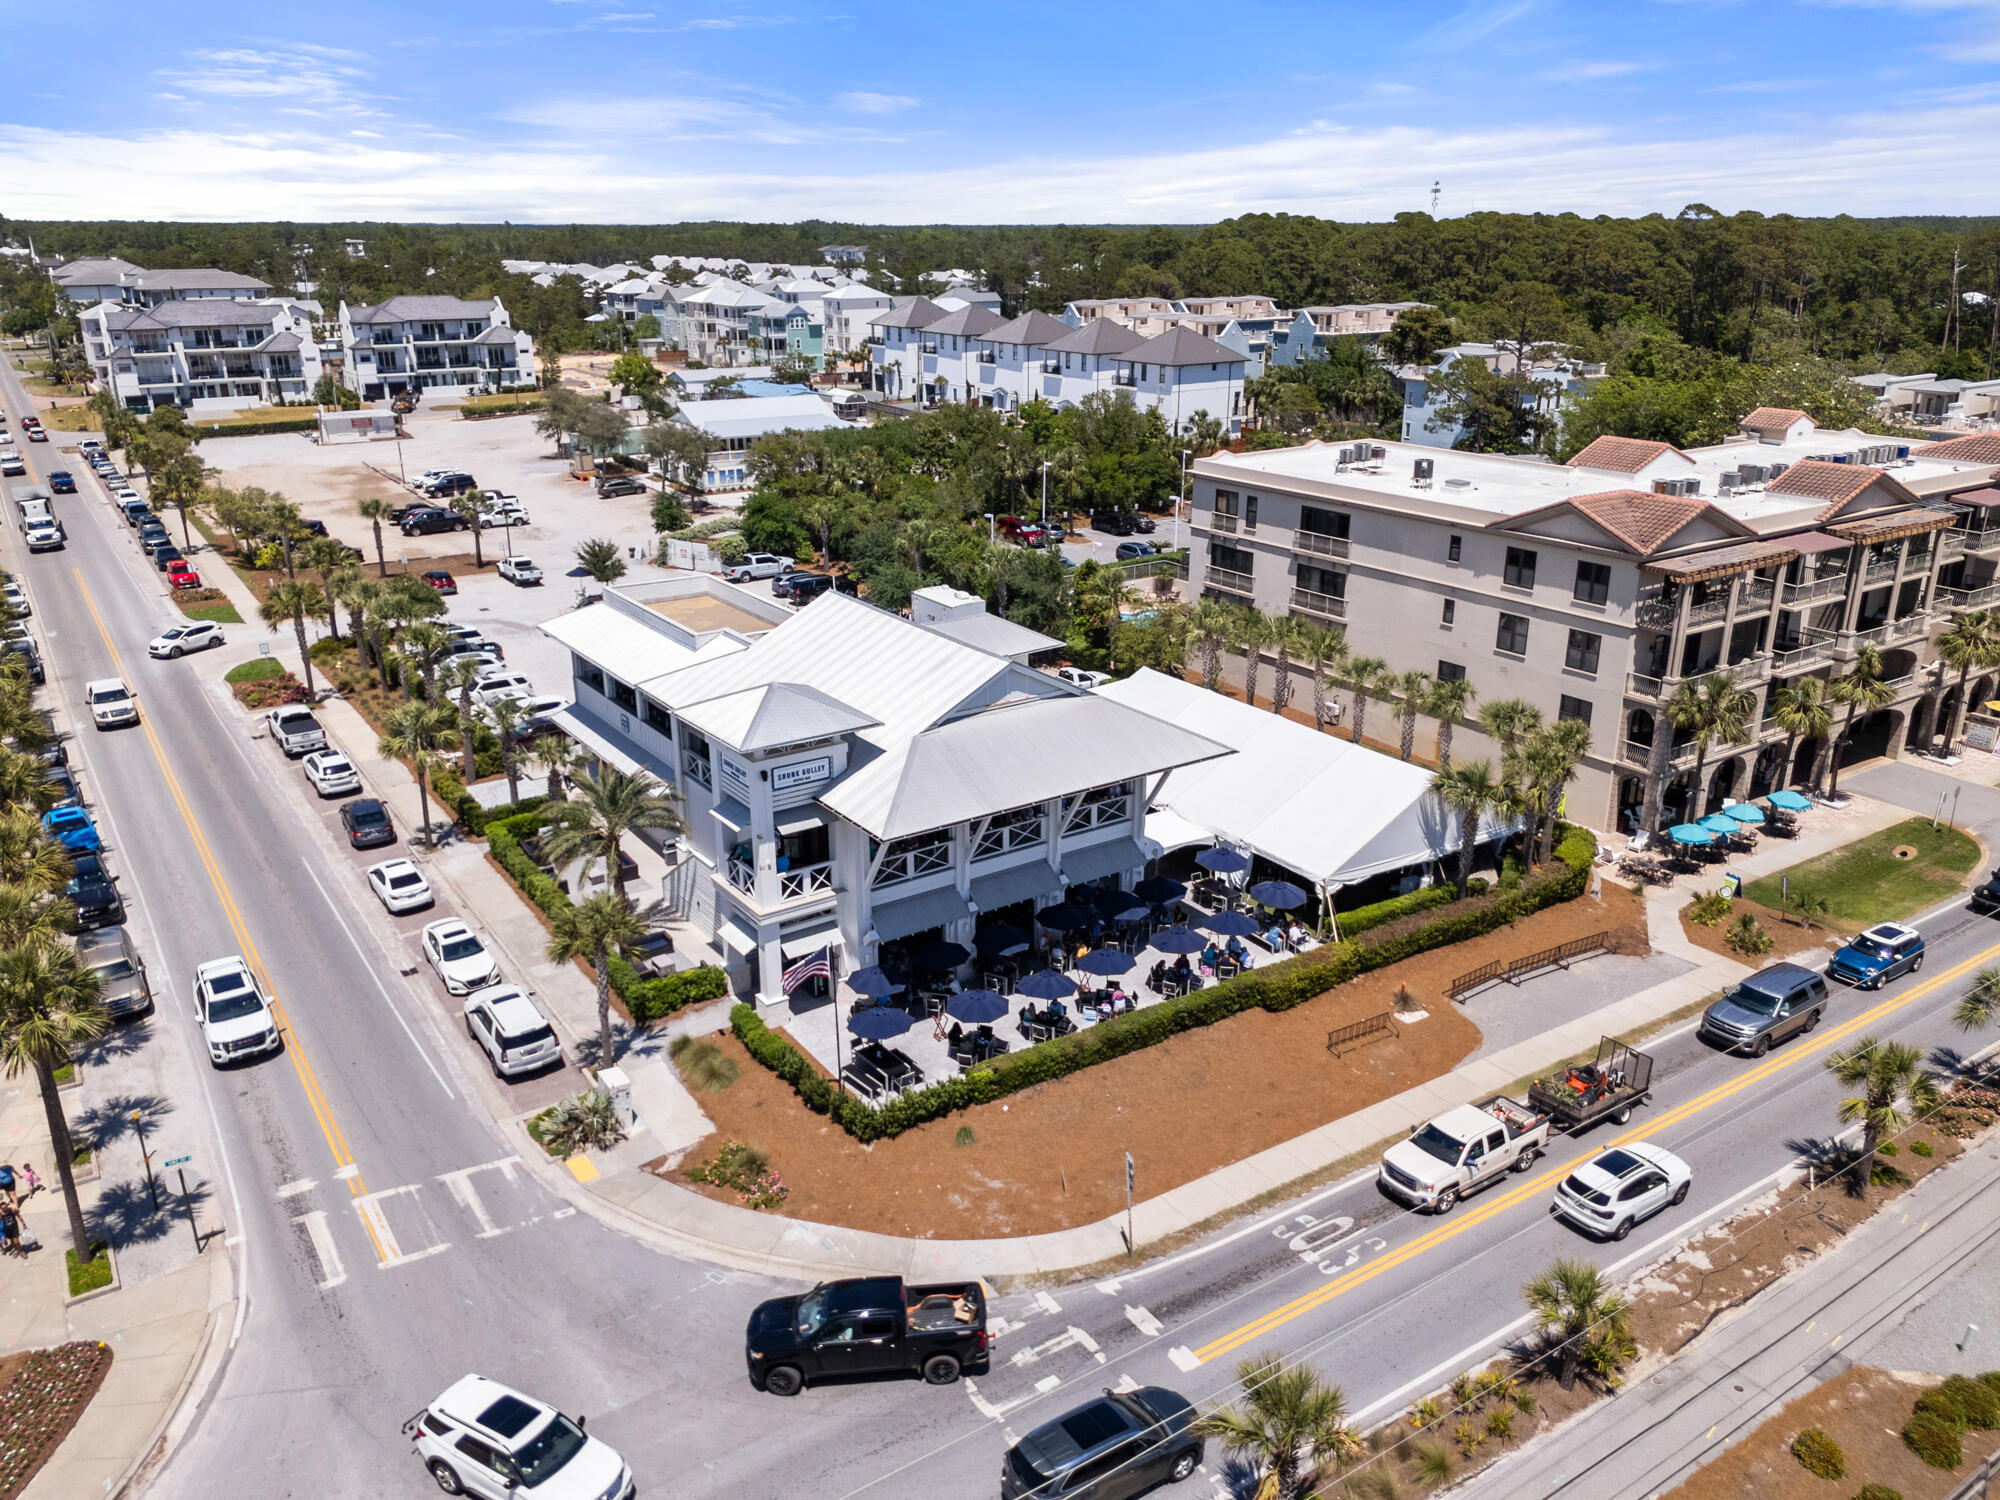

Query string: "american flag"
[[782, 946, 832, 994]]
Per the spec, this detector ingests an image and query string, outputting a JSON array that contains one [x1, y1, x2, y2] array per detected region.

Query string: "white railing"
[[779, 861, 834, 899], [1289, 587, 1345, 619], [1292, 531, 1348, 558], [683, 753, 712, 790], [1207, 565, 1253, 594], [727, 856, 755, 893]]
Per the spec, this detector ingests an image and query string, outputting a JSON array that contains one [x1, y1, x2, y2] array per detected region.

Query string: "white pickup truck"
[[266, 704, 328, 758], [1378, 1097, 1550, 1214], [722, 552, 795, 582]]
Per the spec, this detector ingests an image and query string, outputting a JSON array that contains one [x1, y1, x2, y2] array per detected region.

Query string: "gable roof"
[[677, 682, 880, 752], [53, 257, 144, 285], [873, 295, 948, 331], [1504, 489, 1748, 556], [1915, 433, 2000, 465], [130, 268, 270, 294], [348, 295, 497, 322], [1043, 319, 1145, 357], [1123, 326, 1242, 367], [1764, 459, 1917, 518], [924, 305, 1004, 338], [1740, 406, 1811, 433], [980, 310, 1071, 348], [1566, 435, 1692, 473]]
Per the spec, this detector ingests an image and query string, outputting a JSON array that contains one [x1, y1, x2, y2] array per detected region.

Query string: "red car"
[[421, 569, 458, 595], [167, 563, 203, 590]]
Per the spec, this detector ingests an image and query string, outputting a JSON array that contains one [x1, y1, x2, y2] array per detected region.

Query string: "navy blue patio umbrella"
[[975, 923, 1031, 956], [1195, 847, 1250, 874], [846, 965, 905, 998], [1248, 880, 1310, 911], [1034, 901, 1098, 931], [1076, 948, 1135, 976], [1015, 969, 1079, 1001], [1151, 925, 1207, 954], [847, 1004, 916, 1039], [911, 939, 971, 970], [944, 989, 1009, 1024], [1133, 875, 1186, 904], [1201, 909, 1262, 937], [1095, 892, 1151, 923]]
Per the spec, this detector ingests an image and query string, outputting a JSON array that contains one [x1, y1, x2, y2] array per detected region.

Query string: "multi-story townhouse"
[[1112, 328, 1248, 435], [674, 281, 790, 367], [922, 305, 1006, 404], [1186, 413, 2000, 836], [867, 296, 951, 400], [79, 298, 321, 411], [540, 578, 1228, 1006], [337, 295, 534, 399], [1399, 342, 1607, 447], [1062, 296, 1182, 328], [671, 393, 848, 492], [963, 310, 1073, 413], [1856, 371, 2000, 430], [124, 269, 271, 307], [51, 257, 146, 306], [1268, 302, 1432, 366], [820, 283, 896, 359]]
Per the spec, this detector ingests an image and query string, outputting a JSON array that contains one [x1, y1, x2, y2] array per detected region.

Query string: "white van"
[[15, 497, 53, 529]]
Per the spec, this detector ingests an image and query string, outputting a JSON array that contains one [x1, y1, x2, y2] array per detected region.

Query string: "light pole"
[[1176, 449, 1191, 552], [984, 512, 995, 545], [1040, 460, 1052, 540]]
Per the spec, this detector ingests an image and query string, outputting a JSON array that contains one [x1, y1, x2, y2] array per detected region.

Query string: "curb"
[[64, 1243, 119, 1306], [110, 1244, 237, 1500]]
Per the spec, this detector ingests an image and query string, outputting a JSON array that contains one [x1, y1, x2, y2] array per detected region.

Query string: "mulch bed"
[[0, 1342, 114, 1499], [655, 882, 1642, 1239], [1679, 897, 1845, 964]]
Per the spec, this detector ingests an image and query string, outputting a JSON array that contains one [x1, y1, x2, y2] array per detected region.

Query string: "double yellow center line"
[[71, 568, 385, 1260], [1194, 939, 2000, 1364]]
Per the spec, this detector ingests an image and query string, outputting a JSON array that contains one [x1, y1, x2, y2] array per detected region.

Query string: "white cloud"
[[1419, 0, 1541, 48], [835, 90, 917, 115], [1538, 59, 1651, 80]]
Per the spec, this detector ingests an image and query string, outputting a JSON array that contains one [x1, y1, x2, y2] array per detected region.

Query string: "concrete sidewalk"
[[1462, 1127, 2000, 1500]]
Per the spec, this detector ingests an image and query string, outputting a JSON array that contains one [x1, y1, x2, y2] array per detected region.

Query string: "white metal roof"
[[541, 605, 708, 688], [675, 394, 844, 442]]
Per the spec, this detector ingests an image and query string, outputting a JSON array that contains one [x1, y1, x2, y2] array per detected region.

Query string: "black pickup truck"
[[745, 1275, 989, 1396]]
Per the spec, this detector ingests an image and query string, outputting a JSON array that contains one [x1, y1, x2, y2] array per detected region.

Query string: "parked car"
[[266, 706, 327, 757], [43, 806, 100, 852], [472, 673, 534, 708], [152, 545, 186, 572], [745, 1276, 990, 1395], [302, 749, 362, 798], [403, 1375, 632, 1500], [1131, 513, 1156, 534], [148, 622, 223, 659], [193, 955, 282, 1066], [77, 926, 151, 1020], [86, 678, 138, 729], [1055, 666, 1111, 689], [498, 555, 542, 587], [1378, 1097, 1550, 1214], [2, 639, 43, 684], [774, 571, 855, 604], [0, 580, 26, 616], [1829, 922, 1925, 989], [464, 986, 562, 1078], [1001, 1389, 1204, 1500], [340, 799, 395, 849], [595, 475, 647, 499], [421, 569, 458, 595], [367, 857, 433, 914], [43, 762, 80, 809], [1114, 541, 1157, 561], [1698, 962, 1827, 1056], [400, 508, 468, 536], [417, 472, 476, 499], [1974, 868, 2000, 913], [66, 851, 124, 929], [422, 918, 500, 995], [722, 552, 795, 582], [46, 471, 75, 494], [1549, 1142, 1691, 1241], [167, 563, 203, 591]]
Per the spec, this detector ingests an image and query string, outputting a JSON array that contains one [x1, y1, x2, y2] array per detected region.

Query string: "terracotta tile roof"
[[1740, 406, 1811, 433], [1916, 433, 2000, 465], [1566, 435, 1690, 473], [1646, 539, 1799, 581], [1764, 459, 1922, 520], [1502, 489, 1727, 556], [1826, 507, 1960, 543]]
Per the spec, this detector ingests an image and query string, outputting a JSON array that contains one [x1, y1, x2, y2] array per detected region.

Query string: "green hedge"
[[1340, 879, 1489, 937], [197, 414, 320, 438], [734, 825, 1598, 1141], [485, 810, 727, 1023], [430, 768, 548, 836]]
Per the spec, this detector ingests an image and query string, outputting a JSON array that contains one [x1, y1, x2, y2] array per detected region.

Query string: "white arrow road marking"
[[1125, 1305, 1163, 1337], [436, 1156, 523, 1240], [292, 1210, 346, 1289], [1168, 1346, 1201, 1372], [1111, 1373, 1140, 1393], [1034, 1376, 1060, 1392], [1034, 1291, 1062, 1315], [276, 1179, 317, 1200], [964, 1378, 1043, 1422], [1010, 1325, 1102, 1367], [355, 1184, 452, 1268]]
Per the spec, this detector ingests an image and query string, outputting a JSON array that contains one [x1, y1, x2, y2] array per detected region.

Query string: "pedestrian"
[[16, 1164, 39, 1202], [0, 1203, 20, 1258]]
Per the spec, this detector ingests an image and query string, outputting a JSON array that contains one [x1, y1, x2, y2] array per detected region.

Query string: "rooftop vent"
[[1444, 476, 1472, 490]]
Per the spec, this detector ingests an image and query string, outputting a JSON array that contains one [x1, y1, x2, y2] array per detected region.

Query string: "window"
[[1213, 488, 1239, 520], [573, 655, 605, 697], [874, 828, 953, 886], [1573, 560, 1611, 606], [1441, 598, 1456, 625], [1297, 563, 1344, 597], [642, 698, 671, 735], [1299, 506, 1349, 539], [1243, 495, 1258, 531], [1565, 629, 1602, 674], [609, 677, 638, 714], [1504, 547, 1538, 590], [1438, 661, 1466, 683], [1447, 534, 1462, 563], [1558, 695, 1593, 727], [1496, 613, 1530, 655]]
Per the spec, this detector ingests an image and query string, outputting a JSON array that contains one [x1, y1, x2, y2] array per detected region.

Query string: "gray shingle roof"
[[131, 268, 271, 293], [923, 305, 1004, 338], [1042, 320, 1145, 357], [980, 311, 1071, 348], [126, 299, 288, 330], [348, 295, 498, 322], [1123, 326, 1243, 367], [872, 296, 949, 331], [53, 257, 145, 285]]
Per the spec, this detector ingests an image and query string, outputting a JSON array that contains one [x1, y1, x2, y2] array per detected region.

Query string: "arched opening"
[[1975, 673, 1998, 710], [1749, 743, 1787, 799], [1906, 695, 1938, 753], [1793, 735, 1824, 787], [1839, 708, 1903, 768], [1704, 756, 1743, 816], [1939, 684, 1965, 747], [1617, 776, 1645, 835], [1661, 772, 1695, 828], [1626, 708, 1655, 748]]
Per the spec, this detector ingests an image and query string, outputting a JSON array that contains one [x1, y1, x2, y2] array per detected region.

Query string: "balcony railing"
[[1635, 595, 1677, 629], [683, 752, 713, 790], [1626, 670, 1671, 699], [1864, 554, 1901, 582], [1621, 739, 1697, 771], [1772, 633, 1837, 673], [1686, 593, 1732, 626], [727, 856, 756, 894], [1740, 579, 1776, 610], [1292, 531, 1349, 559], [1040, 360, 1060, 374], [1939, 531, 1968, 561], [1289, 586, 1345, 619], [1961, 527, 2000, 556], [778, 861, 835, 900], [1207, 566, 1254, 595], [1112, 371, 1137, 387], [1939, 581, 2000, 610], [1847, 612, 1931, 650], [1202, 510, 1239, 534], [1782, 572, 1850, 606]]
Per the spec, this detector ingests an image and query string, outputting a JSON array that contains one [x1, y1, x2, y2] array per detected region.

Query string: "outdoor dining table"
[[856, 1042, 922, 1091]]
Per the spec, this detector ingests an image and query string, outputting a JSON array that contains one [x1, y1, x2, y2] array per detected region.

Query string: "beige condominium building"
[[1186, 413, 2000, 835]]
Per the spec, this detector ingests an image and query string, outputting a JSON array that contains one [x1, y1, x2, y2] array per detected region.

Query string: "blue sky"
[[3, 0, 1997, 222]]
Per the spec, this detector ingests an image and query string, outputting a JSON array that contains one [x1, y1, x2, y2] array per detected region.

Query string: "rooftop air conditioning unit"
[[1369, 445, 1386, 460], [1413, 457, 1435, 486]]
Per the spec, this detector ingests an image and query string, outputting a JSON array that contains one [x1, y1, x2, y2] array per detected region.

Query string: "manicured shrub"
[[1941, 1374, 2000, 1430], [1852, 1486, 1902, 1500], [1911, 1139, 1934, 1157], [1915, 1386, 1967, 1425], [1725, 913, 1773, 955], [1338, 880, 1487, 937], [1902, 1409, 1963, 1469], [1790, 1428, 1845, 1479], [1687, 889, 1732, 927]]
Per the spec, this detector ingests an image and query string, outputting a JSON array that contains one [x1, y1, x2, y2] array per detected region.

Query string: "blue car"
[[47, 471, 75, 494], [42, 806, 101, 853], [1828, 922, 1924, 989]]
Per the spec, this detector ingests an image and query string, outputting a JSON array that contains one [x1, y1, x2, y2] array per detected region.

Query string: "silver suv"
[[1698, 962, 1827, 1056], [76, 927, 152, 1019]]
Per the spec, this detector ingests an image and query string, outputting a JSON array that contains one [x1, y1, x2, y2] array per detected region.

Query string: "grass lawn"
[[65, 1246, 112, 1298], [178, 598, 243, 624], [1743, 816, 1983, 930], [39, 406, 96, 432], [458, 391, 544, 417], [223, 657, 285, 685]]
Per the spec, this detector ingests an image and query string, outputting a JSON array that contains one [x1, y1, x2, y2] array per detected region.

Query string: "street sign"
[[1125, 1152, 1134, 1194], [164, 1154, 192, 1170]]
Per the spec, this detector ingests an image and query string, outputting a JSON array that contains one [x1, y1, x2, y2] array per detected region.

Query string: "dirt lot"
[[660, 882, 1639, 1238], [1659, 1365, 2000, 1500], [1678, 897, 1845, 964]]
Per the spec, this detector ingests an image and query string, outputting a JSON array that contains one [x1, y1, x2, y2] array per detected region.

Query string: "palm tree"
[[437, 658, 487, 784], [1933, 609, 1997, 753], [540, 767, 685, 908], [1477, 697, 1544, 761], [0, 748, 59, 813], [488, 698, 528, 804], [1430, 760, 1502, 896], [547, 892, 648, 1066], [1825, 1036, 1942, 1193], [151, 451, 208, 550], [1188, 599, 1234, 692], [1344, 654, 1388, 746], [574, 537, 627, 585], [356, 497, 393, 578], [259, 580, 329, 696], [301, 537, 359, 642], [0, 944, 106, 1266], [1827, 645, 1895, 801], [1770, 677, 1833, 793], [1521, 717, 1591, 864], [1287, 620, 1346, 734], [1394, 669, 1434, 761], [447, 491, 488, 569], [1235, 607, 1274, 709], [1954, 967, 2000, 1035], [1429, 675, 1476, 770], [377, 700, 456, 846], [399, 620, 452, 701], [1664, 670, 1756, 820], [530, 736, 582, 805], [1269, 616, 1305, 716], [1522, 1259, 1632, 1391], [0, 810, 74, 895], [1195, 1352, 1358, 1500], [339, 575, 383, 674]]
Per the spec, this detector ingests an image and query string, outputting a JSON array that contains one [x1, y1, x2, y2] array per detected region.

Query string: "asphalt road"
[[11, 370, 2000, 1500]]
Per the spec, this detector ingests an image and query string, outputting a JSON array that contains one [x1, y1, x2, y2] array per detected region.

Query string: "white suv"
[[192, 956, 282, 1065], [86, 678, 138, 729], [464, 986, 562, 1077], [422, 918, 500, 995], [405, 1375, 632, 1500]]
